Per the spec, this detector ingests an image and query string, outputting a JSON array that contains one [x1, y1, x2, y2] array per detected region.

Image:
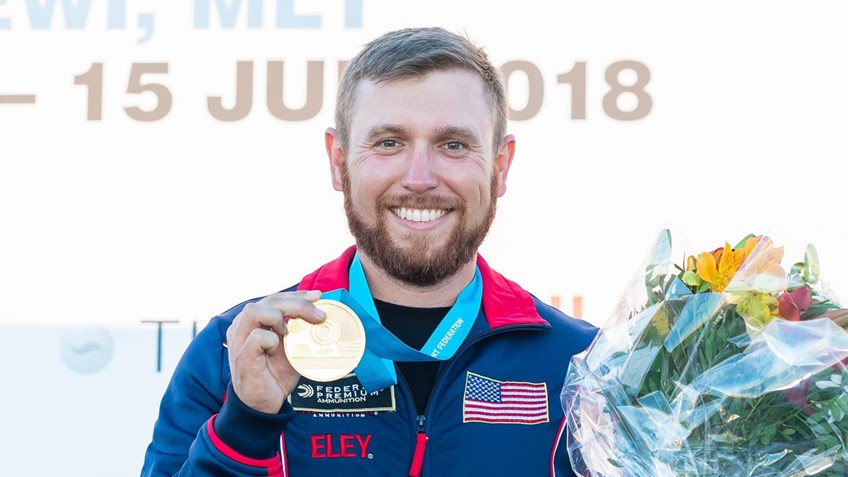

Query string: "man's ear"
[[494, 134, 516, 197], [326, 127, 344, 191]]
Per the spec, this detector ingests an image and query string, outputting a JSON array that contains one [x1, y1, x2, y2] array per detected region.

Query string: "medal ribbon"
[[320, 253, 482, 392]]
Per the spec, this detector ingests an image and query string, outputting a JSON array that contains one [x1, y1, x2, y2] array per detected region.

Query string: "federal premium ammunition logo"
[[290, 374, 396, 413]]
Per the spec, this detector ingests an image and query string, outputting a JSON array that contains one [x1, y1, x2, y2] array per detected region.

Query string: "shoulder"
[[532, 295, 598, 352]]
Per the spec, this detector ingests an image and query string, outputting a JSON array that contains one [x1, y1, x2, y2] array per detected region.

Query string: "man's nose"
[[399, 143, 439, 193]]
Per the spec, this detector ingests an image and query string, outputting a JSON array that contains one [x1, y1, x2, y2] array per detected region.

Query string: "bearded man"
[[141, 27, 597, 477]]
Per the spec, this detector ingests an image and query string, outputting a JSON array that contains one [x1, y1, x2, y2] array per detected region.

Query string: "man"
[[141, 27, 597, 477]]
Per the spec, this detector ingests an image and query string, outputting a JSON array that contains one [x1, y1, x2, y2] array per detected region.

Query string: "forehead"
[[349, 70, 493, 140]]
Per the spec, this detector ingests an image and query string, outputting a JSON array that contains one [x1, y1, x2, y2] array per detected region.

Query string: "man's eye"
[[444, 141, 466, 151], [378, 139, 399, 148]]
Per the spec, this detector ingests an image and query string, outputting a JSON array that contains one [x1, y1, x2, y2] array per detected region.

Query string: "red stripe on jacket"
[[207, 418, 284, 476]]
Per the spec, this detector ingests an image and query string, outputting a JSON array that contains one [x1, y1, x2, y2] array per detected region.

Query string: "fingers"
[[243, 327, 284, 359], [262, 290, 327, 324], [226, 290, 326, 349], [225, 290, 327, 413]]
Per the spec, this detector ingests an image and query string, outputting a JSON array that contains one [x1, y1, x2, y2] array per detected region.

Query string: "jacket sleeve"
[[140, 315, 294, 477]]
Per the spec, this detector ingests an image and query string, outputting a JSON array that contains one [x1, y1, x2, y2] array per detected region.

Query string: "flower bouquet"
[[562, 230, 848, 476]]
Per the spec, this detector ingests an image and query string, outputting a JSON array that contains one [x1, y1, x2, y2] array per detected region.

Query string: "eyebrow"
[[363, 124, 410, 142], [434, 126, 480, 144]]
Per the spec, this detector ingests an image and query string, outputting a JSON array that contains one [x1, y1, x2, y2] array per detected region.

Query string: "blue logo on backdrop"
[[60, 328, 115, 374]]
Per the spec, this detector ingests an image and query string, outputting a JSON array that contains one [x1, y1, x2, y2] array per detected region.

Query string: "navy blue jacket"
[[141, 247, 597, 476]]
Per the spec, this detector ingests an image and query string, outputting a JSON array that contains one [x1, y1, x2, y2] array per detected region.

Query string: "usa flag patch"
[[462, 372, 549, 425]]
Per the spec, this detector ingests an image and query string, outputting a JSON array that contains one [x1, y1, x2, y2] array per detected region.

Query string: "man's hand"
[[226, 290, 326, 414]]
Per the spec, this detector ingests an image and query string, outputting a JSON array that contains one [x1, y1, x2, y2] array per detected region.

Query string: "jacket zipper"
[[408, 415, 428, 477], [409, 323, 548, 477], [397, 369, 429, 477]]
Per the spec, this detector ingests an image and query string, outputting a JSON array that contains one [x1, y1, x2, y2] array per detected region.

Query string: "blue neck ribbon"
[[320, 253, 482, 392]]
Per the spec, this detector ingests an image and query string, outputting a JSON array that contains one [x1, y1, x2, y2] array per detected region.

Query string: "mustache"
[[378, 194, 463, 210]]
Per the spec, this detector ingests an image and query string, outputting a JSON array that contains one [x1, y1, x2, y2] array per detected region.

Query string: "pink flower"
[[777, 287, 811, 322]]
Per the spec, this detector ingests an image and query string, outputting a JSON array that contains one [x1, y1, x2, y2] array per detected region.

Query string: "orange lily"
[[696, 242, 746, 292]]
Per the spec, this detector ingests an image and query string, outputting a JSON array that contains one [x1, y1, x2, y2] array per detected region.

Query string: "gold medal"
[[284, 299, 366, 382]]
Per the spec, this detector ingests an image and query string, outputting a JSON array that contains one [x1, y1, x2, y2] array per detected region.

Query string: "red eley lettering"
[[325, 433, 342, 458], [311, 434, 373, 459], [339, 434, 356, 457], [310, 435, 325, 458], [355, 434, 372, 458]]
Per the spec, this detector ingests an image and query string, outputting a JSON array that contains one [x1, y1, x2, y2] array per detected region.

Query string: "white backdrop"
[[1, 1, 847, 475]]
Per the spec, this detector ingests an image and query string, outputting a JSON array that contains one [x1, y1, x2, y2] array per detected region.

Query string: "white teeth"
[[393, 208, 447, 222]]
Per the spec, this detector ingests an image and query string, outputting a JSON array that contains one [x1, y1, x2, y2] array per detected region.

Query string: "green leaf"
[[705, 336, 716, 362], [831, 403, 845, 421], [681, 270, 701, 287], [820, 435, 839, 448], [804, 244, 821, 284]]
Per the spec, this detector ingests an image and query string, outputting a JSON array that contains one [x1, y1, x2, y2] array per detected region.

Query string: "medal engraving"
[[284, 299, 366, 382]]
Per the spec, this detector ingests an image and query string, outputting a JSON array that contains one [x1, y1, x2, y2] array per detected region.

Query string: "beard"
[[341, 161, 498, 287]]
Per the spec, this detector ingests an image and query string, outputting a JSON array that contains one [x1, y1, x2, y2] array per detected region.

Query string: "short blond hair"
[[335, 27, 507, 153]]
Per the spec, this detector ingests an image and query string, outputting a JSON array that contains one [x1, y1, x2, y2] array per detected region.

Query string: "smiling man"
[[335, 67, 505, 295], [141, 27, 597, 477]]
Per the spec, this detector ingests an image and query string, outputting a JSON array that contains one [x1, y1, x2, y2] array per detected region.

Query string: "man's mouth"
[[391, 207, 449, 223]]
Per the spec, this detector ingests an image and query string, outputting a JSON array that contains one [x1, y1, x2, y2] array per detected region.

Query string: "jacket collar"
[[297, 246, 548, 329]]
